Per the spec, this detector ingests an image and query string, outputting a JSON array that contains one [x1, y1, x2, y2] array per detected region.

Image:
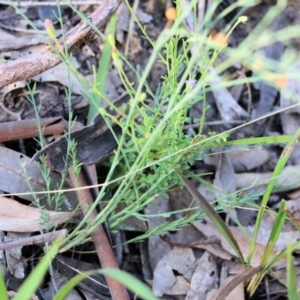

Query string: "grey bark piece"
[[33, 93, 130, 172]]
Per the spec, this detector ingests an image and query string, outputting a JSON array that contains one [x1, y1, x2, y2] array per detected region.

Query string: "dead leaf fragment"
[[0, 196, 79, 232], [153, 247, 195, 297], [146, 196, 172, 271], [245, 226, 300, 252], [4, 232, 29, 278], [185, 251, 217, 300], [193, 220, 286, 268], [235, 165, 300, 192], [0, 146, 76, 208], [208, 66, 248, 122], [214, 153, 236, 195], [228, 145, 269, 172], [210, 266, 262, 300], [32, 57, 85, 95], [0, 28, 45, 51]]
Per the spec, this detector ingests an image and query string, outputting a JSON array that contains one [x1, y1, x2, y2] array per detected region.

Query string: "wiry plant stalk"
[[68, 166, 129, 300]]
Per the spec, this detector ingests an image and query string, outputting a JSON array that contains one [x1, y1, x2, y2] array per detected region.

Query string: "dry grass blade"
[[286, 209, 300, 232], [174, 168, 246, 266], [286, 246, 299, 299]]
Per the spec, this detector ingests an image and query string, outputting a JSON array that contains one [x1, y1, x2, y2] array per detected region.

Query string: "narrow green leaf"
[[248, 127, 300, 265], [101, 269, 158, 300], [287, 246, 299, 300], [219, 135, 297, 146], [247, 200, 287, 295], [54, 268, 158, 300], [260, 200, 287, 265], [262, 240, 300, 273], [87, 13, 117, 123], [174, 168, 246, 266], [53, 272, 92, 300], [0, 269, 8, 300], [13, 241, 60, 300]]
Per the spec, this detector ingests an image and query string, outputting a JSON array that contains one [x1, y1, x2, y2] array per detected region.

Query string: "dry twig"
[[0, 229, 67, 250], [0, 0, 121, 89], [68, 167, 130, 300]]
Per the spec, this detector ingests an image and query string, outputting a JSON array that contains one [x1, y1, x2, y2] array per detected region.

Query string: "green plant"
[[1, 241, 157, 300], [0, 240, 60, 300], [23, 82, 76, 215], [5, 0, 300, 298], [87, 14, 117, 123], [286, 245, 299, 299], [53, 268, 158, 300]]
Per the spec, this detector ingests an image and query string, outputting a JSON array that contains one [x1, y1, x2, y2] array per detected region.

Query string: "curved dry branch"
[[0, 0, 121, 89]]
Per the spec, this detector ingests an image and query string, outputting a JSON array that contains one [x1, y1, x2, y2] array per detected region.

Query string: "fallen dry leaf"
[[245, 226, 300, 252], [0, 146, 76, 208], [0, 28, 45, 52], [0, 196, 79, 232], [228, 145, 269, 172], [185, 251, 217, 300], [208, 66, 249, 122], [210, 266, 262, 300], [214, 153, 236, 195], [204, 145, 269, 172], [32, 57, 85, 95], [153, 247, 195, 297], [193, 220, 286, 268], [4, 232, 30, 279], [234, 165, 300, 192]]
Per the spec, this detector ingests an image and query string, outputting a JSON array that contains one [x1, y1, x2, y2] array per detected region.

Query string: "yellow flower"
[[44, 19, 56, 39], [274, 74, 288, 88], [165, 7, 177, 21]]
